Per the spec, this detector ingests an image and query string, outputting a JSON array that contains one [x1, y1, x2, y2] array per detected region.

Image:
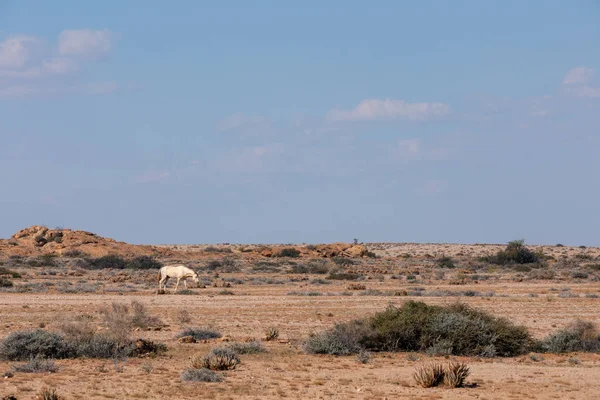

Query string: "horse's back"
[[161, 264, 193, 276]]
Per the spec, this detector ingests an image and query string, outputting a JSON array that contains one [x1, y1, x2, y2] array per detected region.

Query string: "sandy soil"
[[1, 277, 599, 400]]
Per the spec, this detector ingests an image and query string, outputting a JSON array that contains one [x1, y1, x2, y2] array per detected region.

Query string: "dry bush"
[[181, 368, 223, 382], [542, 320, 600, 353], [264, 327, 279, 341], [413, 363, 445, 388], [101, 301, 162, 343], [304, 320, 371, 356], [225, 341, 267, 354], [193, 348, 240, 370], [444, 362, 470, 388], [12, 356, 58, 373], [36, 387, 63, 400], [0, 330, 74, 360], [177, 310, 192, 325], [177, 328, 221, 341], [347, 283, 367, 290]]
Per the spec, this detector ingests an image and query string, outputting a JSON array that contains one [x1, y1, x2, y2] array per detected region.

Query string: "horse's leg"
[[174, 277, 180, 293], [159, 276, 168, 292], [183, 279, 188, 289]]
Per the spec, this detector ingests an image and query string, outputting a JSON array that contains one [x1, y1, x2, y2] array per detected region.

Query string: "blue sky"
[[1, 1, 599, 245]]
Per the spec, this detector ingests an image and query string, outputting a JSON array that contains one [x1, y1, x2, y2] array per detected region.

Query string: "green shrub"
[[0, 330, 74, 361], [177, 328, 221, 341], [126, 256, 162, 270], [0, 267, 20, 278], [367, 302, 532, 356], [304, 301, 533, 357], [327, 272, 362, 281], [0, 278, 14, 288], [437, 257, 456, 269], [73, 334, 135, 359], [87, 255, 127, 270], [483, 240, 540, 265], [276, 248, 301, 258], [332, 257, 356, 266], [204, 246, 232, 254], [181, 368, 223, 382], [542, 320, 600, 353]]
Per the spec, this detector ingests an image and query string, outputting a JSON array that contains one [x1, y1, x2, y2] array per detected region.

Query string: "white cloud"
[[567, 85, 600, 98], [0, 35, 40, 69], [327, 98, 450, 122], [58, 29, 112, 56], [42, 57, 77, 75], [561, 67, 600, 98], [563, 66, 595, 85]]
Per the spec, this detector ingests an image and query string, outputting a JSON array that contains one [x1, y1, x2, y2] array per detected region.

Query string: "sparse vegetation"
[[356, 349, 371, 364], [289, 261, 330, 274], [327, 272, 361, 281], [0, 278, 14, 288], [275, 248, 301, 258], [12, 356, 58, 373], [437, 256, 456, 268], [193, 348, 240, 370], [177, 328, 221, 341], [126, 255, 163, 269], [331, 257, 356, 266], [347, 283, 367, 290], [181, 367, 223, 382], [0, 267, 20, 278], [37, 387, 64, 400], [226, 341, 267, 354]]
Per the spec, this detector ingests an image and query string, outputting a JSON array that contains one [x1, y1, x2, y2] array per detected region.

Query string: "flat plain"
[[1, 228, 599, 399]]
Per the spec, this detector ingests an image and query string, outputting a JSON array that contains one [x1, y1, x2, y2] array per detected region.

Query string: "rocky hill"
[[0, 226, 371, 260]]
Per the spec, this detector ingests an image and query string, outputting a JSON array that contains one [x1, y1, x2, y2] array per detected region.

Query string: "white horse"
[[157, 264, 199, 293]]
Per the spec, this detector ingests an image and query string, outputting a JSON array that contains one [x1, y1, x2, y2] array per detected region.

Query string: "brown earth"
[[1, 226, 599, 399]]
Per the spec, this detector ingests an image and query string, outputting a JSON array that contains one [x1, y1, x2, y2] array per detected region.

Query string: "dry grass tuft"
[[413, 363, 445, 388], [36, 387, 63, 400], [444, 362, 470, 388], [265, 327, 279, 341], [192, 348, 240, 371]]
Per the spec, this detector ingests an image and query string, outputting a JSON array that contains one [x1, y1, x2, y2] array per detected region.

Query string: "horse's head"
[[192, 272, 200, 285]]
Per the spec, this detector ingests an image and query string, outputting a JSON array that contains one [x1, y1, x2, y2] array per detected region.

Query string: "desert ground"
[[1, 226, 599, 399]]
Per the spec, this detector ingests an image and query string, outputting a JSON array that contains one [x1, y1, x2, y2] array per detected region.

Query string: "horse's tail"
[[157, 269, 162, 283]]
